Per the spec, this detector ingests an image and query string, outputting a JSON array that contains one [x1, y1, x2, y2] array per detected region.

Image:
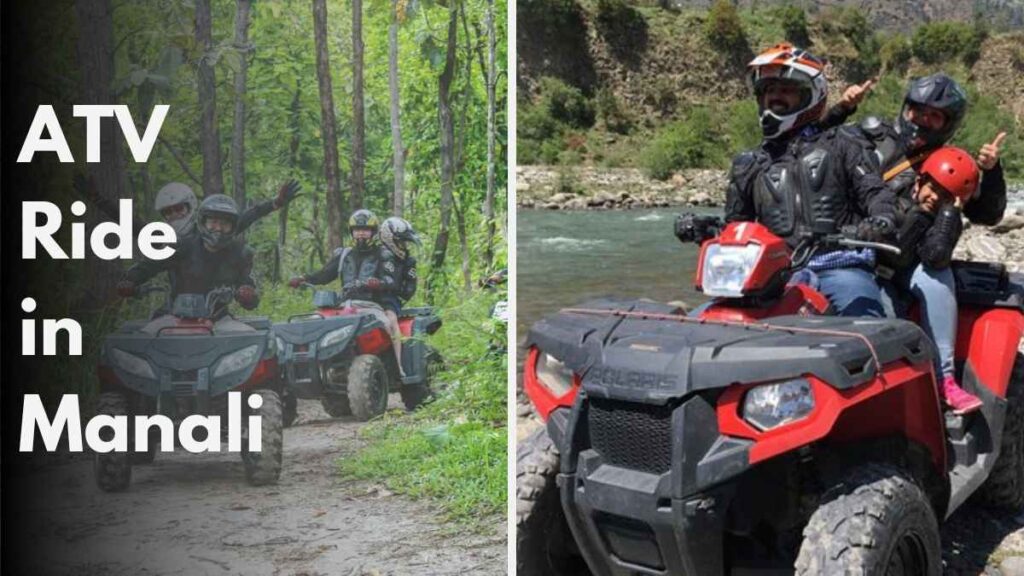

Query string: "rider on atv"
[[725, 43, 897, 317], [116, 194, 261, 333], [378, 216, 422, 374], [289, 209, 406, 372], [882, 147, 986, 414]]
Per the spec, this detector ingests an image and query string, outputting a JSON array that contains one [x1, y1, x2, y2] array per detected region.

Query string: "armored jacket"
[[725, 126, 896, 246], [305, 246, 382, 300], [379, 248, 417, 303], [124, 234, 260, 309], [856, 116, 1007, 226]]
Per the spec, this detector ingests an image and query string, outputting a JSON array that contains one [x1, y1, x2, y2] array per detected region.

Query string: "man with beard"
[[725, 43, 897, 317]]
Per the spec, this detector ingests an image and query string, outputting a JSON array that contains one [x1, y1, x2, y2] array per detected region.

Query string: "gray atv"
[[273, 285, 442, 421], [96, 286, 283, 491]]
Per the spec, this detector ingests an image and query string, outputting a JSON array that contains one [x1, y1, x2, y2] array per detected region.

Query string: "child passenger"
[[883, 146, 982, 415]]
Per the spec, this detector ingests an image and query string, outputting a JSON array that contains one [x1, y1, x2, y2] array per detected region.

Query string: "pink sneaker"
[[941, 375, 983, 415]]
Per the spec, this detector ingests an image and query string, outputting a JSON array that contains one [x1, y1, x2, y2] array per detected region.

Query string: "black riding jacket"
[[378, 249, 417, 303], [725, 124, 896, 246], [856, 117, 1007, 226], [123, 234, 260, 309]]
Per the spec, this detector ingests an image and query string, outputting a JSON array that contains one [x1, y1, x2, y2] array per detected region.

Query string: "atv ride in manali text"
[[518, 215, 1024, 576], [273, 283, 442, 422], [97, 286, 283, 491]]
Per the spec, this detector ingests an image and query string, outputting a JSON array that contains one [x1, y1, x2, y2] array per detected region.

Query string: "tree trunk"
[[231, 0, 252, 209], [75, 0, 123, 305], [454, 197, 472, 292], [350, 0, 365, 211], [196, 0, 224, 197], [388, 0, 405, 216], [429, 0, 459, 299], [484, 0, 497, 269], [313, 0, 345, 250], [276, 86, 302, 283]]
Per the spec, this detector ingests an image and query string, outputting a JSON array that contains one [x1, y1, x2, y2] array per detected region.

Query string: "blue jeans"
[[882, 264, 957, 379], [811, 266, 887, 318]]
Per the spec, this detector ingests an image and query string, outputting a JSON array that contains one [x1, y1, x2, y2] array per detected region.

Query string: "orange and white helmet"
[[747, 43, 828, 140]]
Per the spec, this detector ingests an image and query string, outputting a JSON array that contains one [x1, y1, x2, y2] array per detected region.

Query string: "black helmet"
[[380, 217, 421, 259], [348, 209, 380, 250], [897, 73, 967, 153], [197, 194, 240, 251]]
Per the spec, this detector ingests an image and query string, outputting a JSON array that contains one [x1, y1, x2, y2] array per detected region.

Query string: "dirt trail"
[[14, 399, 506, 576]]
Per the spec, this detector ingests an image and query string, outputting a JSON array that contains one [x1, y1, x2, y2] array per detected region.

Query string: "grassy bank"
[[335, 289, 507, 524]]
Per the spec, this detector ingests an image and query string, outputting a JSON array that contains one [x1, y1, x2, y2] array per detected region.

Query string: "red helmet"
[[919, 146, 979, 202]]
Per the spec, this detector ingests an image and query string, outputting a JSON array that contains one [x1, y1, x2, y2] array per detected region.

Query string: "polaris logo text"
[[19, 392, 263, 454], [587, 367, 678, 390]]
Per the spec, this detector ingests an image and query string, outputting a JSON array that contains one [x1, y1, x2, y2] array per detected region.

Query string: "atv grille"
[[588, 397, 674, 475]]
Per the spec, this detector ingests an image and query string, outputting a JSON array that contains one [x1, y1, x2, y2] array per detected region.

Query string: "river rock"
[[992, 215, 1024, 234], [1001, 557, 1024, 576], [690, 191, 712, 206], [564, 197, 588, 210], [549, 192, 577, 204], [964, 235, 1008, 261]]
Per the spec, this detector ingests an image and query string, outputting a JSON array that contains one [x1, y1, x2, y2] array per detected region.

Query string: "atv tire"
[[976, 352, 1024, 508], [321, 393, 352, 418], [94, 392, 132, 492], [347, 355, 389, 421], [795, 463, 941, 576], [283, 391, 298, 427], [517, 427, 590, 576], [242, 389, 284, 486]]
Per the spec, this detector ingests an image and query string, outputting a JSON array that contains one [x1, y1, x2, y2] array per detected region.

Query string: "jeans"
[[814, 267, 887, 318], [882, 263, 957, 379]]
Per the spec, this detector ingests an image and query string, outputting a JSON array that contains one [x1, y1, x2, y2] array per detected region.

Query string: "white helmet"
[[747, 43, 828, 140], [379, 216, 421, 259], [154, 182, 198, 236]]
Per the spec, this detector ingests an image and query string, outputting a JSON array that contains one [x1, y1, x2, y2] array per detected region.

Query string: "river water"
[[516, 207, 716, 346]]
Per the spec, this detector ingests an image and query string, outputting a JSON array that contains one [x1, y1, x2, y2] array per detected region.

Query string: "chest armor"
[[338, 249, 380, 286], [753, 144, 836, 241], [171, 239, 243, 296]]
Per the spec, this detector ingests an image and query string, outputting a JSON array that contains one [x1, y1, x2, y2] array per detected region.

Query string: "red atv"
[[273, 285, 442, 422], [517, 217, 1023, 575]]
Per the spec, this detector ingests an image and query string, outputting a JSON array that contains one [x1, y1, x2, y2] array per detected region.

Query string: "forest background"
[[15, 0, 508, 522]]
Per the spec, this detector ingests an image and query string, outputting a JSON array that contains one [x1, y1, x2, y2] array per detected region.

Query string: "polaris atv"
[[96, 286, 283, 491], [273, 284, 442, 421], [518, 217, 1024, 575]]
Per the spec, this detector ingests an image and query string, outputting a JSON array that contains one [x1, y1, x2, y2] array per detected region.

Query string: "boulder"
[[965, 235, 1008, 261], [991, 214, 1024, 234]]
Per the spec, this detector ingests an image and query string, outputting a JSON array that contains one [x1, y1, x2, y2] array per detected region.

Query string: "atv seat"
[[951, 260, 1024, 311]]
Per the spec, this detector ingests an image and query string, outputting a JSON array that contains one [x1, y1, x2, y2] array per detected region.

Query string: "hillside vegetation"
[[517, 0, 1024, 179]]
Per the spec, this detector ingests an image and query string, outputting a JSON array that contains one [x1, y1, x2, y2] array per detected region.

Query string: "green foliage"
[[723, 99, 762, 154], [774, 4, 809, 46], [912, 21, 985, 65], [595, 88, 634, 134], [538, 77, 595, 128], [705, 0, 747, 53], [339, 290, 507, 522], [643, 107, 727, 180], [519, 77, 594, 164], [879, 33, 913, 73]]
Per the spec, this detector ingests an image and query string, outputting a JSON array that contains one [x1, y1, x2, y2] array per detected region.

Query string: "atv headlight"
[[536, 353, 574, 397], [320, 325, 356, 349], [743, 378, 814, 431], [213, 344, 260, 378], [701, 243, 761, 297], [110, 348, 156, 379]]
